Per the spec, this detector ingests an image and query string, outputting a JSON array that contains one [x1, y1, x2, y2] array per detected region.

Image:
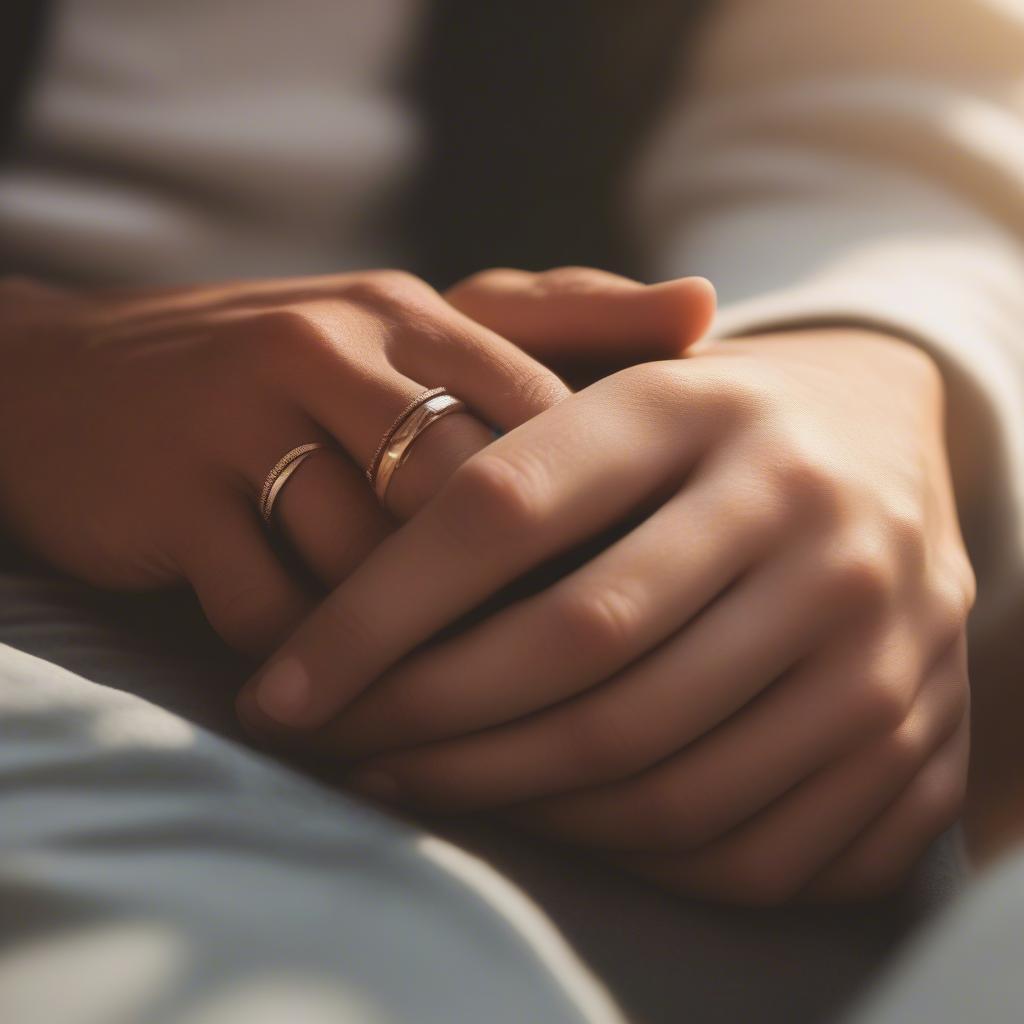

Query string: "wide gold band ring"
[[259, 442, 327, 523], [367, 388, 467, 503]]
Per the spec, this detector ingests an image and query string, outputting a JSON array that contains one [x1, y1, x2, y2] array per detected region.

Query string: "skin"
[[0, 269, 713, 658], [239, 322, 975, 906], [0, 265, 975, 904]]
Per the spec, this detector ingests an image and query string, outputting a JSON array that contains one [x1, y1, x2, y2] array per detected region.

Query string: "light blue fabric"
[[0, 562, 976, 1023], [0, 640, 622, 1024]]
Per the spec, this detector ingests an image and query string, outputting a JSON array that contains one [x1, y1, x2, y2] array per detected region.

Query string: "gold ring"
[[367, 389, 466, 503], [259, 442, 327, 523], [366, 387, 447, 483]]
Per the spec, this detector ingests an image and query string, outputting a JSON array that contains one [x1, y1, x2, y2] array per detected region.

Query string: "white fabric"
[[0, 0, 425, 281], [631, 0, 1024, 656]]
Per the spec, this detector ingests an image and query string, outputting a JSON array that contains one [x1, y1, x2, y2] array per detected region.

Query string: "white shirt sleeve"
[[630, 0, 1024, 652]]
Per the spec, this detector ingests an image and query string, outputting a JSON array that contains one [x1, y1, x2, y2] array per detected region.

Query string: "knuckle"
[[443, 268, 523, 311], [729, 484, 789, 550], [462, 266, 514, 285], [883, 502, 926, 564], [345, 269, 435, 310], [772, 444, 845, 522], [446, 451, 548, 547], [823, 538, 894, 610], [535, 265, 613, 295], [717, 372, 777, 422], [845, 641, 919, 736], [930, 567, 975, 642], [501, 364, 570, 413], [879, 722, 928, 778], [557, 585, 641, 660], [958, 554, 978, 610], [249, 307, 334, 362], [860, 671, 915, 735]]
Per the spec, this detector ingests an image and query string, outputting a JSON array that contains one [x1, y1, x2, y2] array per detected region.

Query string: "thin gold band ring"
[[259, 442, 327, 523]]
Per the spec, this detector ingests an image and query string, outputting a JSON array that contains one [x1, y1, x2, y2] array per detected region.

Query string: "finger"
[[147, 271, 572, 432], [607, 653, 968, 906], [444, 267, 716, 369], [235, 410, 394, 587], [239, 367, 706, 730], [502, 625, 965, 852], [269, 444, 393, 588], [798, 717, 969, 903], [384, 294, 572, 428], [328, 454, 777, 758], [179, 492, 314, 658], [375, 408, 498, 521], [260, 300, 525, 518], [262, 299, 498, 484], [339, 540, 869, 811]]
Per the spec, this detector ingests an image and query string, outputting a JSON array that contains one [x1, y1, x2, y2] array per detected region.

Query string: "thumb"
[[443, 266, 716, 376]]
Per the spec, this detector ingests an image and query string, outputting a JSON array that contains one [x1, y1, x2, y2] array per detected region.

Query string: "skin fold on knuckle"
[[444, 449, 549, 552], [516, 366, 571, 411], [821, 533, 898, 619], [772, 444, 847, 528], [556, 583, 641, 663], [342, 269, 437, 312], [243, 306, 350, 384]]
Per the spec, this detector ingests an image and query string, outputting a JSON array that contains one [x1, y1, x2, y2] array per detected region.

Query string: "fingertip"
[[646, 276, 717, 350], [235, 672, 323, 756], [647, 275, 716, 315], [236, 655, 328, 737]]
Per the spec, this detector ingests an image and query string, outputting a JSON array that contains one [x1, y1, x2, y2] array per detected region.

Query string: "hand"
[[0, 269, 712, 656], [240, 328, 974, 905], [444, 265, 717, 387]]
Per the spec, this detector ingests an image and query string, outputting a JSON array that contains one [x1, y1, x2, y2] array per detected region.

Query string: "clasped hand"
[[240, 293, 974, 905], [0, 265, 972, 904]]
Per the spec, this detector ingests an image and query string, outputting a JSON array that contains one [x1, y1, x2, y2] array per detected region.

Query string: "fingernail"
[[255, 656, 310, 724], [346, 769, 401, 803]]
